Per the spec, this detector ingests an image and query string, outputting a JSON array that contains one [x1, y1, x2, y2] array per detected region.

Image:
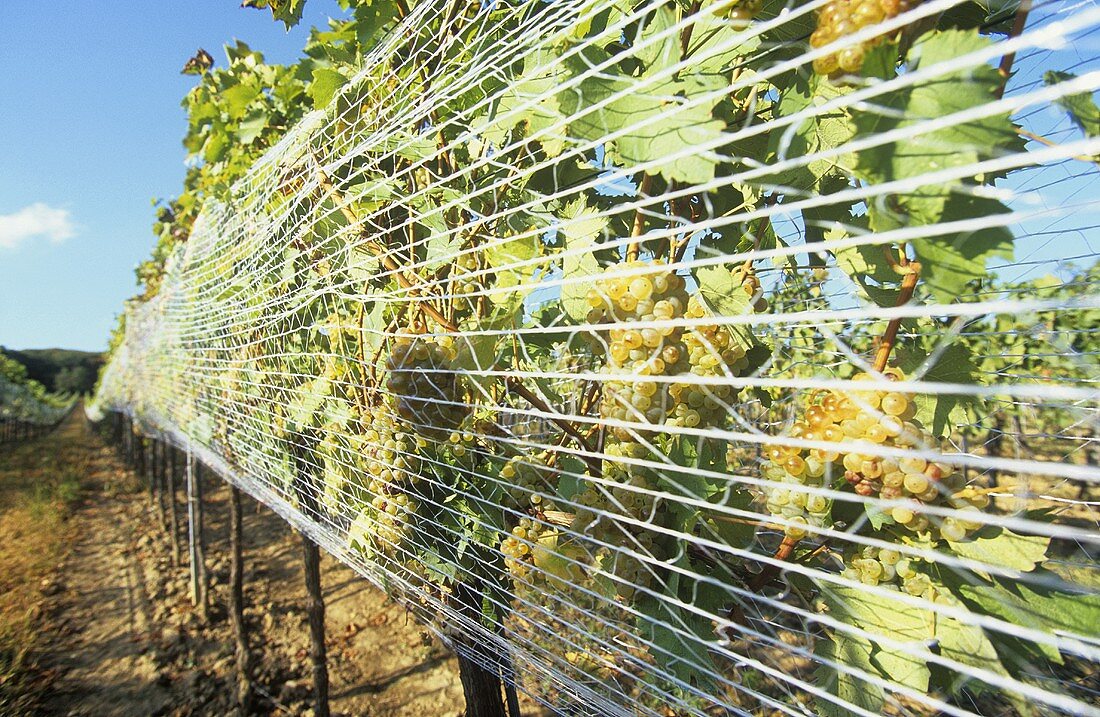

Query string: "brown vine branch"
[[679, 1, 702, 54], [627, 173, 655, 262], [505, 377, 602, 474], [872, 260, 922, 373], [747, 534, 800, 592], [1017, 127, 1099, 162], [995, 0, 1031, 100], [313, 160, 458, 332]]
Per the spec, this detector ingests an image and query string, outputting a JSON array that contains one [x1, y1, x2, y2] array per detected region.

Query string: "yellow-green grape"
[[772, 367, 990, 545], [842, 545, 910, 587], [597, 261, 689, 440], [453, 250, 485, 297], [730, 264, 769, 313], [386, 333, 468, 434], [714, 0, 763, 20], [671, 294, 749, 429], [501, 452, 557, 509], [810, 0, 915, 75]]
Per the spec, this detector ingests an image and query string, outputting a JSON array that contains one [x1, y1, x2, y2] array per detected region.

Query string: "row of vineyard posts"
[[0, 406, 72, 444], [96, 409, 519, 717]]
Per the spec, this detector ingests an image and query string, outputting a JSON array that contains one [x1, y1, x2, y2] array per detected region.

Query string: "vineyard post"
[[168, 445, 181, 567], [195, 458, 209, 619], [122, 415, 130, 464], [291, 441, 330, 717], [150, 438, 160, 508], [136, 433, 147, 487], [156, 439, 168, 531], [186, 445, 201, 608], [228, 484, 254, 709]]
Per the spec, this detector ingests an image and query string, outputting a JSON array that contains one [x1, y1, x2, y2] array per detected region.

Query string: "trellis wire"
[[92, 0, 1099, 715]]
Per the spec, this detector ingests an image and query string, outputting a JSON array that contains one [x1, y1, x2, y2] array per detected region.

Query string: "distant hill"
[[0, 347, 104, 394]]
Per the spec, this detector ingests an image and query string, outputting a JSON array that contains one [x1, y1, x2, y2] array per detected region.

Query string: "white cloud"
[[0, 203, 77, 250]]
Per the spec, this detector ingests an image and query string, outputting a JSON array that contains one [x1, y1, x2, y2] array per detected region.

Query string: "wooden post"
[[301, 533, 330, 717], [452, 582, 508, 717], [291, 439, 330, 717], [136, 433, 147, 487], [229, 484, 254, 710], [156, 440, 168, 531], [168, 446, 181, 567], [150, 439, 160, 507], [195, 460, 208, 619], [186, 446, 201, 608]]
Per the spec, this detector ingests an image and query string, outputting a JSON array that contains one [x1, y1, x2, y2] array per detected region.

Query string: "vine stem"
[[1017, 127, 1098, 162], [505, 377, 602, 474], [872, 260, 922, 373], [746, 534, 800, 592], [313, 159, 458, 332], [627, 173, 655, 262], [994, 0, 1031, 100]]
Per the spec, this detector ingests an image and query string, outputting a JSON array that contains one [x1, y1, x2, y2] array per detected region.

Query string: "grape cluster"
[[501, 452, 557, 509], [501, 518, 547, 585], [763, 368, 987, 543], [588, 261, 690, 441], [841, 546, 957, 602], [674, 295, 751, 428], [501, 519, 585, 593], [452, 251, 485, 298], [347, 408, 423, 556], [385, 334, 468, 434], [809, 0, 914, 75], [572, 441, 665, 600], [573, 441, 658, 540]]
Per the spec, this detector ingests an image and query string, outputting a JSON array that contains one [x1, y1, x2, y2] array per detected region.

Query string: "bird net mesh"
[[92, 0, 1100, 714]]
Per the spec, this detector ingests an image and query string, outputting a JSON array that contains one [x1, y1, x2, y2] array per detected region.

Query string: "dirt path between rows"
[[27, 411, 494, 717]]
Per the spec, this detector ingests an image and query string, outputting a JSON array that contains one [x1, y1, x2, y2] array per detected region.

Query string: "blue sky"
[[0, 0, 348, 352]]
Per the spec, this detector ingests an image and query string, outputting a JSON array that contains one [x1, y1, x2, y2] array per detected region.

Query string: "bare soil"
[[9, 411, 488, 717]]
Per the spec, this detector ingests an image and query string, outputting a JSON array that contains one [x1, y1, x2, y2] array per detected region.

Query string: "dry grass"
[[0, 414, 88, 715]]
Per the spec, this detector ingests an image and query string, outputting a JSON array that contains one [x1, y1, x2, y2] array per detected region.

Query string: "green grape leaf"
[[934, 604, 1007, 692], [1044, 70, 1100, 137], [895, 342, 979, 435], [693, 265, 758, 351], [221, 81, 263, 120], [682, 8, 761, 77], [911, 194, 1014, 304], [237, 108, 270, 145], [636, 565, 721, 689], [854, 29, 1020, 193], [287, 375, 331, 431], [947, 526, 1049, 572], [243, 0, 307, 29], [482, 49, 569, 156], [559, 198, 608, 321], [309, 68, 348, 109], [818, 584, 932, 694], [852, 30, 1022, 300], [815, 630, 885, 717], [958, 575, 1100, 664], [560, 47, 726, 184], [769, 77, 857, 188]]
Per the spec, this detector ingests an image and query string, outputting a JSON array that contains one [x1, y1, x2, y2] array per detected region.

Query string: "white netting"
[[93, 0, 1100, 714]]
